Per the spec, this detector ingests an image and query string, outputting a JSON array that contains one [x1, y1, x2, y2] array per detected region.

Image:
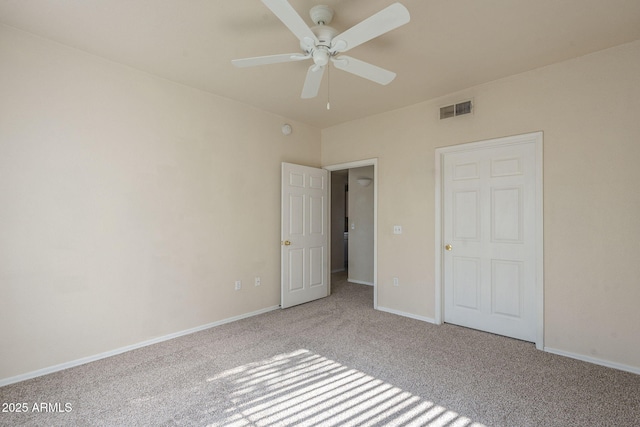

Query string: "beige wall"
[[322, 40, 640, 370], [0, 25, 321, 381]]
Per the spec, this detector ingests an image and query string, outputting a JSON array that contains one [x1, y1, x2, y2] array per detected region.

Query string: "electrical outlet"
[[255, 276, 261, 287], [234, 280, 242, 291], [393, 277, 399, 287], [393, 225, 402, 234]]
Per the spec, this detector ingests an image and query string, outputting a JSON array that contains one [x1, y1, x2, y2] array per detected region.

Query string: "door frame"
[[434, 132, 544, 349], [324, 158, 378, 309]]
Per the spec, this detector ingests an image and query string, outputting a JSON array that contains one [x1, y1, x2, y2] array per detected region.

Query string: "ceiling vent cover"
[[440, 100, 472, 119]]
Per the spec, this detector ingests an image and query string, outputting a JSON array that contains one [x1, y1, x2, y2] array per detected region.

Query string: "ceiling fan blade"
[[330, 3, 410, 53], [301, 65, 325, 98], [332, 56, 396, 85], [262, 0, 318, 47], [231, 53, 309, 68]]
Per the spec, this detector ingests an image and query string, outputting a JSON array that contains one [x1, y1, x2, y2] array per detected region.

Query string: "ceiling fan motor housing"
[[311, 25, 337, 47]]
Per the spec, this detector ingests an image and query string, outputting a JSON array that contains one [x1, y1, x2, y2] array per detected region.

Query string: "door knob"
[[445, 244, 452, 251], [283, 240, 292, 246]]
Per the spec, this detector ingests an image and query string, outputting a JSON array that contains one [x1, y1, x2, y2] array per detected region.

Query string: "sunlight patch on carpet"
[[206, 349, 486, 427]]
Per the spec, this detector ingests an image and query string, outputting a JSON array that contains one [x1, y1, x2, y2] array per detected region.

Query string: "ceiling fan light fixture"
[[312, 48, 330, 66]]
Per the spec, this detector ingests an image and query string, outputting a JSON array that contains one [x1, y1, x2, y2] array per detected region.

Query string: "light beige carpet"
[[1, 272, 639, 426]]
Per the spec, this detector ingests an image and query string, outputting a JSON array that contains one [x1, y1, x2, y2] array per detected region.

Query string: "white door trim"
[[435, 133, 544, 349], [324, 158, 378, 309]]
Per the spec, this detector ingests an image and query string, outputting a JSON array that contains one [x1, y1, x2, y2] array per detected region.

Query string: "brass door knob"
[[445, 244, 452, 251], [283, 240, 292, 246]]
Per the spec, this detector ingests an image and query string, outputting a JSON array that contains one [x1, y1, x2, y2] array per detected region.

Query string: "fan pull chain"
[[326, 64, 331, 110]]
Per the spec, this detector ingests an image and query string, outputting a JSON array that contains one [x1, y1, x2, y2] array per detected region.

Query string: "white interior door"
[[281, 162, 329, 308], [443, 138, 539, 342]]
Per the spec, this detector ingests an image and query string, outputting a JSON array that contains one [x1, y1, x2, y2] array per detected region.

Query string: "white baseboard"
[[347, 278, 374, 286], [376, 306, 436, 324], [544, 346, 640, 375], [0, 305, 280, 387]]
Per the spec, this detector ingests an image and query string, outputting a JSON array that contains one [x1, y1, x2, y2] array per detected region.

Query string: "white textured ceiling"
[[1, 0, 640, 128]]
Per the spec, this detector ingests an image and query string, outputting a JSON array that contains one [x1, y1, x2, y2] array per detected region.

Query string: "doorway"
[[325, 159, 378, 308], [330, 170, 349, 274]]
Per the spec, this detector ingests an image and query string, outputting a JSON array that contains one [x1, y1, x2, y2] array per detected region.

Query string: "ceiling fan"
[[231, 1, 410, 99]]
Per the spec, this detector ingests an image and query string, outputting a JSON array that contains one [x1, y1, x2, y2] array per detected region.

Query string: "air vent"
[[440, 100, 472, 119]]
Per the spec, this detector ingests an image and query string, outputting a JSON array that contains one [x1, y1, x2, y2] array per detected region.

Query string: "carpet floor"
[[1, 272, 639, 426]]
